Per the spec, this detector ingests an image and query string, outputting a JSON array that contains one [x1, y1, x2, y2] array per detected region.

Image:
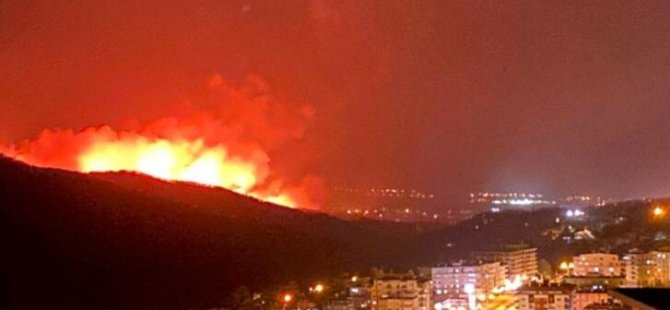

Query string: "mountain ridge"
[[4, 155, 665, 309], [0, 156, 419, 309]]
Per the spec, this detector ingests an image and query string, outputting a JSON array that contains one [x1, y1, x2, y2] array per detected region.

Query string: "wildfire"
[[77, 137, 291, 204], [0, 75, 322, 209]]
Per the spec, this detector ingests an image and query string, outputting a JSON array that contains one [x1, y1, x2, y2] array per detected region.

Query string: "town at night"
[[3, 1, 670, 309]]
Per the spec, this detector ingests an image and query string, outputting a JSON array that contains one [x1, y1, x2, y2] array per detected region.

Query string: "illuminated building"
[[516, 283, 575, 310], [623, 251, 656, 287], [563, 276, 625, 289], [572, 253, 623, 277], [325, 277, 370, 310], [431, 260, 506, 303], [574, 288, 610, 310], [652, 249, 670, 285], [472, 244, 538, 279], [370, 274, 431, 310], [623, 248, 670, 287]]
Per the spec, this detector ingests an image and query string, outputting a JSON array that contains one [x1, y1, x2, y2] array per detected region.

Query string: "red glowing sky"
[[2, 1, 670, 205]]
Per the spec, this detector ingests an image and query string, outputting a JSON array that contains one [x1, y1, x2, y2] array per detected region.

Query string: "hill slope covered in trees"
[[0, 157, 419, 309], [3, 156, 667, 308]]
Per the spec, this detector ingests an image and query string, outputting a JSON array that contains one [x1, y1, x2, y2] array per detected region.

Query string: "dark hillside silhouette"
[[2, 156, 665, 308], [0, 156, 417, 309]]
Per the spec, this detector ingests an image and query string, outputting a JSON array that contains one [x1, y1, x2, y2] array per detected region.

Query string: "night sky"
[[2, 0, 670, 206]]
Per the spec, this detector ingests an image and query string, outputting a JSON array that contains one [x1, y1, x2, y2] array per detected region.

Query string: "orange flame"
[[0, 75, 322, 209], [77, 137, 291, 205]]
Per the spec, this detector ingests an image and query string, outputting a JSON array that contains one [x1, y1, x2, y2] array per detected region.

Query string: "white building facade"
[[572, 253, 622, 277]]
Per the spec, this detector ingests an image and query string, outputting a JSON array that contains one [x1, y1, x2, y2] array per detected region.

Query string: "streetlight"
[[281, 293, 293, 310], [653, 206, 666, 218], [314, 284, 324, 294], [559, 261, 575, 276]]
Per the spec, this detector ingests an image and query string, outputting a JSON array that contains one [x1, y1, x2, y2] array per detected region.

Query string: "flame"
[[76, 137, 293, 207], [0, 75, 323, 209]]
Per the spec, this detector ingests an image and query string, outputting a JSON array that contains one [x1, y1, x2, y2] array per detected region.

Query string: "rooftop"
[[473, 243, 536, 253], [375, 274, 430, 282], [434, 260, 499, 268], [518, 282, 576, 293], [608, 288, 670, 310]]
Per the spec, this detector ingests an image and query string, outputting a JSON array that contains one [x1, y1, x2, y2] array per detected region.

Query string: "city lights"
[[471, 192, 556, 208], [5, 1, 670, 309], [565, 209, 585, 218]]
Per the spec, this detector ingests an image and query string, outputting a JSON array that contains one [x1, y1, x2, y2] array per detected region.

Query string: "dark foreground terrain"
[[2, 156, 666, 308], [0, 157, 420, 308]]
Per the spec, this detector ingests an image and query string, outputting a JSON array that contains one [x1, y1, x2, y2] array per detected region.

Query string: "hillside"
[[4, 155, 669, 308], [0, 157, 419, 309], [421, 198, 670, 268]]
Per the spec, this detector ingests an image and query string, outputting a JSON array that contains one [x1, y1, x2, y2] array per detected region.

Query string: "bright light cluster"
[[471, 192, 556, 207], [565, 209, 585, 217], [334, 187, 435, 199]]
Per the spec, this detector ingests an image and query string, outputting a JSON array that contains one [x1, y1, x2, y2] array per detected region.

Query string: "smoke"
[[1, 74, 323, 209]]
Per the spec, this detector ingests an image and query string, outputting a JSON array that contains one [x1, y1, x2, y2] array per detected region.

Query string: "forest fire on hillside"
[[0, 75, 321, 209]]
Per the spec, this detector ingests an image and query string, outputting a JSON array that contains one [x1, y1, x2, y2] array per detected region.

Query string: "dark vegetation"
[[422, 198, 670, 266], [2, 156, 669, 308], [0, 156, 418, 309]]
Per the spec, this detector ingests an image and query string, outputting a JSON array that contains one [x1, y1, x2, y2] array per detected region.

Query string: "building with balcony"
[[623, 249, 670, 287], [472, 244, 538, 279], [573, 287, 611, 310], [516, 282, 575, 310], [572, 253, 622, 277], [563, 275, 625, 289], [370, 274, 431, 310], [432, 260, 506, 302]]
